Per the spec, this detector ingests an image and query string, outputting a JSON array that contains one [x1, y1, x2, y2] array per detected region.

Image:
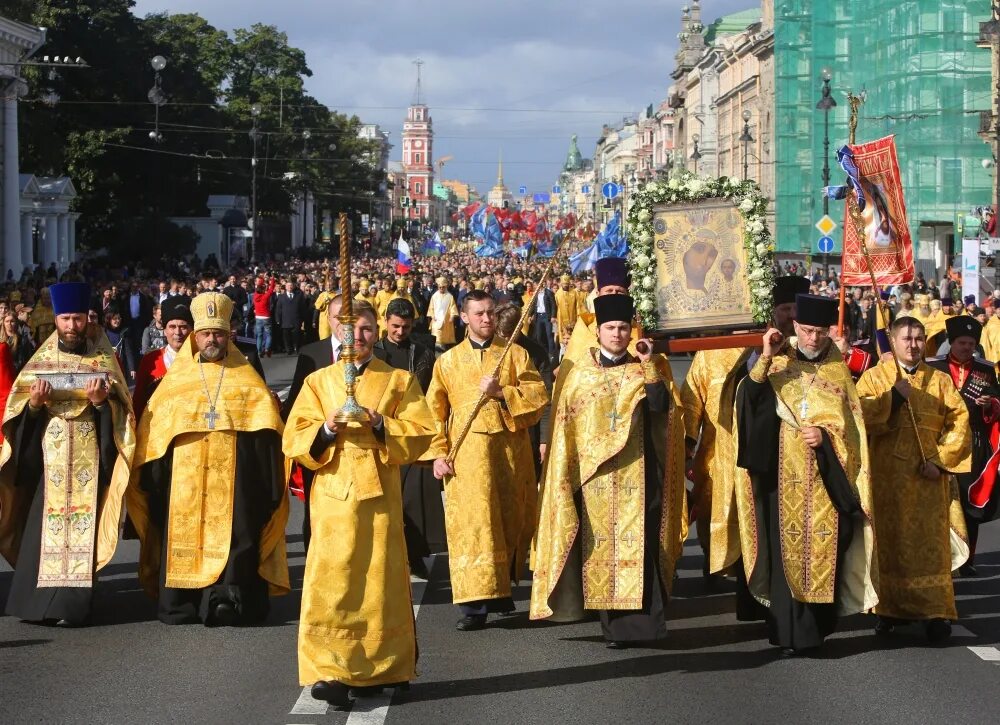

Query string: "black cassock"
[[735, 358, 860, 652], [138, 429, 283, 625], [373, 336, 447, 561], [590, 352, 669, 643], [4, 403, 118, 623]]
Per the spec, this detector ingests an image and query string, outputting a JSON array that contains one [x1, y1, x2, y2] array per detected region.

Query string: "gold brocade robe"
[[28, 302, 56, 346], [554, 289, 580, 344], [126, 337, 289, 598], [374, 289, 395, 321], [856, 360, 971, 620], [681, 347, 752, 574], [428, 290, 459, 345], [982, 316, 1000, 364], [735, 341, 879, 613], [283, 359, 435, 687], [314, 291, 336, 340], [530, 352, 687, 621], [425, 338, 547, 603], [0, 332, 136, 584]]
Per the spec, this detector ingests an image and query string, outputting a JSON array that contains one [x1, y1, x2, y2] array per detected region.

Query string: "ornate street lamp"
[[739, 109, 754, 181], [816, 67, 837, 276], [147, 55, 168, 142], [249, 102, 263, 261]]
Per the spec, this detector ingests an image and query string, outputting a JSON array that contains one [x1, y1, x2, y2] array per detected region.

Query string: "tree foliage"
[[15, 1, 383, 260]]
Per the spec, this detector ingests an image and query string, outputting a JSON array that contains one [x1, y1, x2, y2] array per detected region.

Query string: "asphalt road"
[[1, 354, 998, 724]]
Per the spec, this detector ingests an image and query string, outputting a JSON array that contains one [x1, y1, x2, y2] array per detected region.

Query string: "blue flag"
[[469, 205, 488, 238], [569, 242, 599, 274], [595, 212, 627, 259], [423, 231, 446, 256], [475, 211, 504, 258]]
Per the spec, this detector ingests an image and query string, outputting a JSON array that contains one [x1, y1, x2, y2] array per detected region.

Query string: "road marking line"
[[969, 646, 1000, 662], [289, 687, 328, 715], [289, 556, 436, 718]]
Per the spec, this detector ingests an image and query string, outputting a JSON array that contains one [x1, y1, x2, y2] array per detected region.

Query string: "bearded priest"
[[0, 282, 135, 627], [857, 316, 971, 643], [735, 293, 877, 657], [283, 302, 436, 706], [531, 295, 687, 648], [128, 291, 289, 626]]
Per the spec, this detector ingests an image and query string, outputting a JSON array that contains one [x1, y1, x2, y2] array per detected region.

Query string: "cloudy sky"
[[132, 0, 754, 197]]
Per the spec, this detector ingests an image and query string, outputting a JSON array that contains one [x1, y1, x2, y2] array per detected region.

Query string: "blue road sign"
[[602, 182, 620, 200], [518, 185, 527, 195], [532, 192, 551, 204], [818, 235, 835, 254], [552, 185, 561, 193], [581, 184, 591, 194]]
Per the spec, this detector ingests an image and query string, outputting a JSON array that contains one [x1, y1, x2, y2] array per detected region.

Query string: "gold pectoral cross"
[[204, 407, 219, 430], [606, 409, 622, 431]]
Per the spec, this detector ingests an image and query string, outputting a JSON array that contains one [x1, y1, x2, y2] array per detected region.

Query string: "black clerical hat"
[[773, 276, 810, 306], [946, 315, 982, 344], [594, 257, 630, 290], [50, 282, 91, 315], [162, 296, 194, 326], [594, 294, 634, 325], [795, 294, 838, 327]]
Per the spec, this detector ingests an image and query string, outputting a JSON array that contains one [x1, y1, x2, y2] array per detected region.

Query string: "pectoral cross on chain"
[[606, 409, 622, 431], [204, 407, 219, 430], [799, 399, 809, 421]]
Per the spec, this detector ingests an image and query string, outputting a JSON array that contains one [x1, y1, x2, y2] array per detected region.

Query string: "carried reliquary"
[[34, 371, 112, 400]]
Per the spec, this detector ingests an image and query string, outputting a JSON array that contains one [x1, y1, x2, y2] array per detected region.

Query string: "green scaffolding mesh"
[[774, 0, 992, 257]]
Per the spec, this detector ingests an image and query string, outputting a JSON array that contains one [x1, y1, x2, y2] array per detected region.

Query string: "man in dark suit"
[[531, 282, 557, 360], [274, 281, 305, 355], [372, 298, 441, 578], [125, 280, 154, 361], [281, 294, 343, 552]]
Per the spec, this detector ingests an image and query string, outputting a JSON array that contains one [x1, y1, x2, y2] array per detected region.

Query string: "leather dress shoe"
[[208, 601, 237, 627], [455, 615, 487, 631], [350, 685, 384, 698], [55, 618, 87, 628], [606, 640, 630, 650], [874, 618, 896, 636], [926, 619, 952, 644], [959, 562, 979, 578], [409, 558, 430, 580], [311, 680, 351, 706]]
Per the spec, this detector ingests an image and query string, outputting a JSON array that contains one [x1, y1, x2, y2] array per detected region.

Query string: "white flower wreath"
[[625, 172, 775, 330]]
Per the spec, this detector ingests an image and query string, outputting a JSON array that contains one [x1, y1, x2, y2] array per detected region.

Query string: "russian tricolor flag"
[[396, 233, 412, 274]]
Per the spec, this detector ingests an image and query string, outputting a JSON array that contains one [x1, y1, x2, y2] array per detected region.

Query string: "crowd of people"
[[0, 247, 997, 709]]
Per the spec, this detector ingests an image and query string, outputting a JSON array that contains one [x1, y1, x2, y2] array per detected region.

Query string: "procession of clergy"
[[0, 260, 997, 707]]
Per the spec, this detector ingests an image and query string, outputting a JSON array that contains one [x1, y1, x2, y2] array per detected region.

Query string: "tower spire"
[[497, 149, 504, 185], [412, 58, 424, 105]]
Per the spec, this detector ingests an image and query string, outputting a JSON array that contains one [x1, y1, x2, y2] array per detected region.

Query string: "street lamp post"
[[249, 103, 262, 262], [148, 55, 167, 143], [739, 109, 754, 181], [301, 128, 311, 249], [816, 67, 837, 277]]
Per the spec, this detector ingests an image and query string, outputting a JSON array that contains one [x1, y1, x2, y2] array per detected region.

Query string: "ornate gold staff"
[[334, 211, 368, 424], [445, 231, 575, 465], [845, 91, 927, 463]]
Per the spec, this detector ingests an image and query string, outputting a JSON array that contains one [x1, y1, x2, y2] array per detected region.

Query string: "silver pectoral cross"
[[204, 407, 219, 430], [799, 400, 809, 420], [606, 409, 622, 431]]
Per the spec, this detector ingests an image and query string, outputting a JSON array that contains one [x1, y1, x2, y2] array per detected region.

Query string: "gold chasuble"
[[314, 290, 336, 340], [530, 352, 687, 621], [856, 360, 971, 620], [982, 316, 1000, 364], [681, 348, 752, 574], [283, 359, 436, 688], [426, 339, 547, 604], [127, 337, 288, 598], [736, 341, 878, 613], [0, 332, 135, 585], [554, 288, 580, 344]]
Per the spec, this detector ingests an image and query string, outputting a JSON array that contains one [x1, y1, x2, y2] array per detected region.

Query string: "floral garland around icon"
[[626, 173, 775, 330]]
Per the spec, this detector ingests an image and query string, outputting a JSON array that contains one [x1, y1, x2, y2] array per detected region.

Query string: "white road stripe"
[[289, 556, 436, 718], [968, 646, 1000, 662]]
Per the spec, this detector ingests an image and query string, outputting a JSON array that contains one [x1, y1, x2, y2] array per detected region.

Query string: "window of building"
[[415, 182, 422, 195], [415, 153, 421, 164]]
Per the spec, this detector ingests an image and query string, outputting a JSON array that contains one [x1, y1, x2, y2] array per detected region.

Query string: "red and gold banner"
[[840, 135, 914, 286]]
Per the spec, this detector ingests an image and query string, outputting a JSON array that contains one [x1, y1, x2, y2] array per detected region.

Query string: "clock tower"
[[401, 60, 434, 222]]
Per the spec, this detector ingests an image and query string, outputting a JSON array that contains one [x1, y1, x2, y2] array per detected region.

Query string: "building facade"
[[401, 102, 434, 223]]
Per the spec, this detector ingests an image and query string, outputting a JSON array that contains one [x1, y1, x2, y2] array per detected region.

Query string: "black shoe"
[[55, 618, 87, 628], [207, 601, 237, 627], [926, 619, 952, 644], [350, 685, 384, 698], [874, 618, 895, 636], [311, 680, 351, 706], [606, 640, 630, 650], [409, 558, 430, 580], [959, 562, 979, 577], [456, 615, 487, 631], [779, 647, 799, 658]]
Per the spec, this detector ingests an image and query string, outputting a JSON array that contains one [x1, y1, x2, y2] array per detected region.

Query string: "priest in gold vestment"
[[736, 294, 877, 656], [681, 276, 808, 616], [554, 274, 580, 349], [531, 295, 687, 647], [283, 304, 436, 706], [856, 316, 970, 643], [1, 282, 135, 626], [128, 292, 289, 626], [428, 289, 547, 631]]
